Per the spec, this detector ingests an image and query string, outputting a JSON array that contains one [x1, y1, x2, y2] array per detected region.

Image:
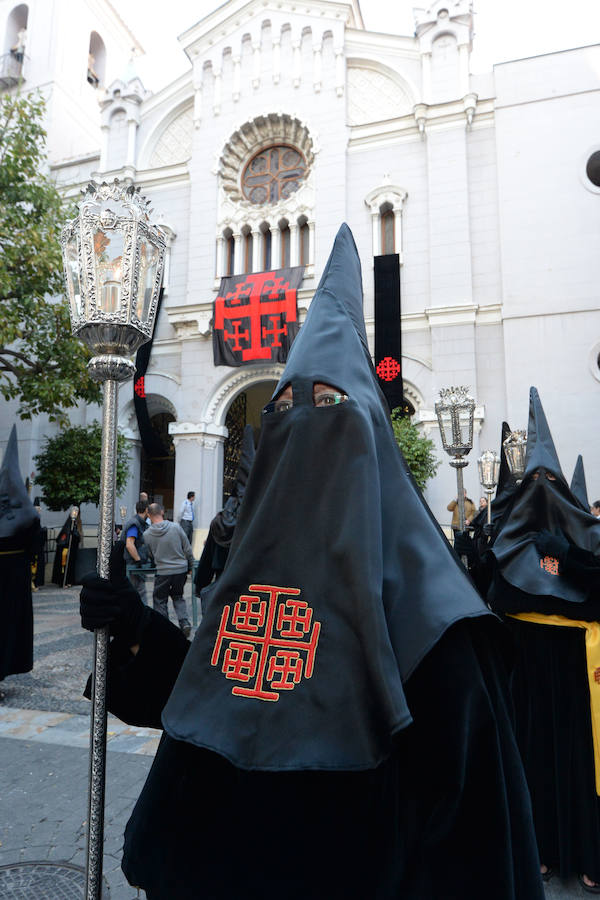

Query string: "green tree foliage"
[[391, 410, 440, 491], [34, 423, 131, 511], [0, 92, 100, 423]]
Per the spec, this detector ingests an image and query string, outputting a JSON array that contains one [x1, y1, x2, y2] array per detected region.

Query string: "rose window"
[[241, 146, 307, 205]]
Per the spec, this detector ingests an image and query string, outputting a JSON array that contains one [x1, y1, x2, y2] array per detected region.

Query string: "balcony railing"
[[0, 52, 28, 89]]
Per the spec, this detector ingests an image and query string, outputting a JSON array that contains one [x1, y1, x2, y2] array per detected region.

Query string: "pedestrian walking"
[[143, 503, 193, 636], [178, 491, 195, 543], [120, 500, 151, 605]]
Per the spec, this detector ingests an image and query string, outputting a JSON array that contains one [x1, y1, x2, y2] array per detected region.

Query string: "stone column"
[[252, 41, 261, 89], [289, 222, 299, 266], [233, 232, 243, 275], [170, 423, 228, 533], [232, 54, 241, 102], [308, 221, 315, 266], [213, 66, 222, 116], [292, 38, 301, 88], [313, 39, 322, 92], [272, 34, 281, 84], [270, 225, 281, 269], [126, 118, 137, 168], [252, 229, 261, 273]]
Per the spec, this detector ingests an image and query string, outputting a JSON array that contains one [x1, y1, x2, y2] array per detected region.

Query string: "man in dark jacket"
[[120, 500, 151, 604], [80, 225, 543, 900]]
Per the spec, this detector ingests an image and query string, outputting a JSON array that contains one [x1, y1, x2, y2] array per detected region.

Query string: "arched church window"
[[299, 218, 309, 266], [88, 31, 106, 88], [280, 221, 290, 267], [224, 230, 235, 275], [241, 146, 307, 205], [3, 4, 28, 81], [243, 229, 253, 273], [381, 205, 395, 255], [261, 224, 272, 270]]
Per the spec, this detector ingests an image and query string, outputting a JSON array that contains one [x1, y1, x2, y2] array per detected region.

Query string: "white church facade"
[[1, 0, 599, 532]]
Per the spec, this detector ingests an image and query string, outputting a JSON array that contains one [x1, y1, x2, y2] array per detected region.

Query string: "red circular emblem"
[[376, 356, 401, 382]]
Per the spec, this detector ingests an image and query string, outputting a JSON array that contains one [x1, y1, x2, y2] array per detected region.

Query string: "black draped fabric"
[[95, 609, 543, 899], [51, 515, 80, 586], [31, 526, 47, 587], [571, 454, 590, 511], [491, 388, 600, 603], [0, 426, 39, 680], [93, 226, 543, 898], [487, 388, 600, 881], [164, 224, 492, 771]]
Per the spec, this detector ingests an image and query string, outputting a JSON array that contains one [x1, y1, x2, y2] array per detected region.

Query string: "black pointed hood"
[[498, 421, 515, 496], [523, 387, 565, 482], [162, 224, 491, 772], [570, 455, 590, 511], [0, 426, 39, 548], [491, 388, 600, 603]]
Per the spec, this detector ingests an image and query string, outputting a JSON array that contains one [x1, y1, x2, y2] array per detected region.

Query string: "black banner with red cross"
[[374, 254, 413, 416], [213, 267, 304, 367], [133, 287, 170, 457]]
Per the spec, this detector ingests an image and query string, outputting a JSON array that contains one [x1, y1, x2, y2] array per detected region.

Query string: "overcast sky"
[[117, 0, 600, 92]]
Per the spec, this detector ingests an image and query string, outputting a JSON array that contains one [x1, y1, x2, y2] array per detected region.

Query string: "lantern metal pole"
[[451, 458, 467, 532], [86, 360, 134, 900], [60, 179, 166, 899]]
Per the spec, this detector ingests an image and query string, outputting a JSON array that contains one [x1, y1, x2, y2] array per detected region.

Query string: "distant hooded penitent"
[[0, 425, 39, 681], [491, 387, 600, 603]]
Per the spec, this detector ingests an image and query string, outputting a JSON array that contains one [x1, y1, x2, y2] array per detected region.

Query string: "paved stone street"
[[0, 585, 593, 897]]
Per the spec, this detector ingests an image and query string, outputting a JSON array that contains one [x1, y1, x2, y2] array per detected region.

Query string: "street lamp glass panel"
[[136, 239, 159, 323], [94, 229, 124, 314], [64, 236, 83, 319], [503, 431, 527, 479]]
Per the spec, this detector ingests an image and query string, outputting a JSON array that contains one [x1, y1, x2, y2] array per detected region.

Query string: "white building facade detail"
[[1, 0, 599, 531]]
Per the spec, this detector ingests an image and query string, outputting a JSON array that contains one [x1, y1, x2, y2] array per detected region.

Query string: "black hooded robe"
[[0, 427, 40, 681], [91, 225, 543, 899], [51, 514, 80, 586], [488, 388, 600, 882]]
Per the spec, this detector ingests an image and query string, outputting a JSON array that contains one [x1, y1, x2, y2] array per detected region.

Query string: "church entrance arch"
[[222, 380, 277, 502], [139, 393, 177, 519]]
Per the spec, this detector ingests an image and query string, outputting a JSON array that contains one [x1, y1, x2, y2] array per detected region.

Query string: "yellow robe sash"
[[508, 611, 600, 795]]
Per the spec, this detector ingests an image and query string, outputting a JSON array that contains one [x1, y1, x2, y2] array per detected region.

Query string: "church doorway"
[[222, 380, 277, 502], [139, 402, 176, 519]]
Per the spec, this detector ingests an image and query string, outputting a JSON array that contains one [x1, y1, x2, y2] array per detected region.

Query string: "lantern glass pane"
[[94, 229, 124, 314], [458, 409, 473, 446], [65, 236, 83, 319], [136, 240, 159, 322], [438, 408, 453, 448]]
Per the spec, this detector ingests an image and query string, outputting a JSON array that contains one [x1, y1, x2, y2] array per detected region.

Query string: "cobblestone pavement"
[[0, 585, 593, 898]]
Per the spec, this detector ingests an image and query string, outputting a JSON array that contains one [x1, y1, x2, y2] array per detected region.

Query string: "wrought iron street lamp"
[[61, 179, 165, 900], [435, 386, 476, 534], [502, 429, 527, 482], [477, 450, 501, 526]]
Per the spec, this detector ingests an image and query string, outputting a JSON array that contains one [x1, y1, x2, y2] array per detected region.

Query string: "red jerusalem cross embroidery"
[[540, 556, 560, 576], [376, 356, 401, 382], [214, 272, 297, 361], [211, 584, 321, 702]]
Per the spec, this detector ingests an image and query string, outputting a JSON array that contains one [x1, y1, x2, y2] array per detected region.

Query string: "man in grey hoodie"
[[143, 503, 194, 637]]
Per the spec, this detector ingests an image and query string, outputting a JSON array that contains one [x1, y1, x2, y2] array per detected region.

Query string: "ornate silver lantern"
[[477, 450, 501, 526], [60, 179, 165, 900], [502, 430, 527, 482], [435, 386, 476, 535]]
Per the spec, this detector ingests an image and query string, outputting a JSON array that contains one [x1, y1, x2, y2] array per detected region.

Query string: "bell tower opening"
[[222, 380, 277, 502]]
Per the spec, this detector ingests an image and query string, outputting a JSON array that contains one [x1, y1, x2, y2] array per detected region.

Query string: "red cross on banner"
[[213, 267, 304, 366], [211, 584, 321, 702]]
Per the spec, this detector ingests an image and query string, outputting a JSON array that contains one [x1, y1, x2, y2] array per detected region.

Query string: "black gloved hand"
[[79, 541, 148, 645], [453, 530, 475, 563], [482, 523, 494, 538], [534, 529, 569, 562]]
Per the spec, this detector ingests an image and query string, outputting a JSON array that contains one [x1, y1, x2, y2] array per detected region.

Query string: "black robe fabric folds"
[[100, 225, 543, 898], [488, 388, 600, 882], [0, 426, 40, 681]]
